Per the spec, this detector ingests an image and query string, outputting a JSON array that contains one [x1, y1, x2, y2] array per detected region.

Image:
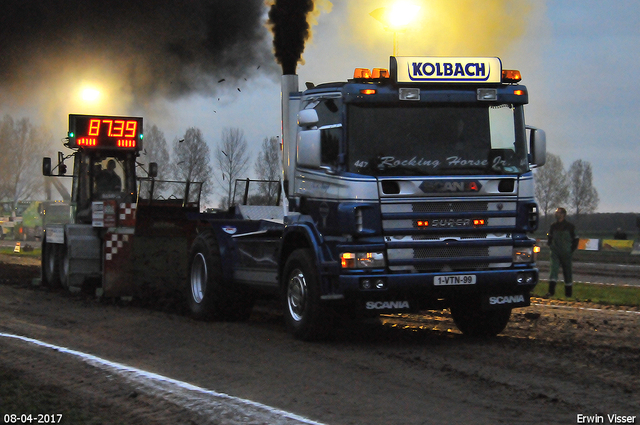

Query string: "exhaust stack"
[[281, 74, 301, 204]]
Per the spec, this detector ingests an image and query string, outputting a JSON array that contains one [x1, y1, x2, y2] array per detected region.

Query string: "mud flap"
[[482, 293, 530, 310], [360, 299, 419, 314], [103, 231, 135, 297]]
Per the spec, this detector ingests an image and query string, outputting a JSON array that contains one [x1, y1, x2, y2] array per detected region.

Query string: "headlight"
[[512, 247, 533, 263], [341, 252, 386, 268]]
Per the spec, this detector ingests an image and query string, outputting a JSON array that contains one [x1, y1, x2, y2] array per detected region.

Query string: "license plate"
[[434, 274, 476, 286]]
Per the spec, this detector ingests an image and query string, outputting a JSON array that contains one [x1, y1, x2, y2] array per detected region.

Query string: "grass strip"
[[533, 280, 640, 307], [0, 247, 41, 258]]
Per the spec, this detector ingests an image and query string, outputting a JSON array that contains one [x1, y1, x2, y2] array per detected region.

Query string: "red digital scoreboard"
[[68, 114, 143, 150]]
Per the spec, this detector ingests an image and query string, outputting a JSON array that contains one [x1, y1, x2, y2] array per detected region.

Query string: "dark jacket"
[[548, 220, 578, 255]]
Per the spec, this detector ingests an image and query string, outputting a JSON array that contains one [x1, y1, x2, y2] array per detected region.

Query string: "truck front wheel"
[[450, 299, 511, 337], [188, 231, 253, 321], [282, 249, 331, 340]]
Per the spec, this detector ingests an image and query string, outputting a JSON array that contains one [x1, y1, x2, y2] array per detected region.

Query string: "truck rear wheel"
[[188, 231, 253, 321], [282, 248, 331, 341], [450, 299, 511, 337], [42, 240, 60, 287]]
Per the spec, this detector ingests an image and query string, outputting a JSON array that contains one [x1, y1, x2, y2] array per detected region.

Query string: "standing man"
[[546, 207, 578, 298]]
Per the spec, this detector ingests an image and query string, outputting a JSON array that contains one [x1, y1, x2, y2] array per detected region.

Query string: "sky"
[[0, 0, 639, 212]]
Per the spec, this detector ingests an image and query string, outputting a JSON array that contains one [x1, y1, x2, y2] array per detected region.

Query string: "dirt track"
[[0, 256, 638, 425]]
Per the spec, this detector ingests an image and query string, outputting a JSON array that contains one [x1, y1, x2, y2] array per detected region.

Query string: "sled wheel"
[[58, 242, 71, 289], [42, 239, 60, 287]]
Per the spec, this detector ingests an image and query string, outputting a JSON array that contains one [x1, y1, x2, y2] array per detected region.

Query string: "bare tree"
[[534, 153, 569, 229], [252, 136, 281, 205], [141, 124, 171, 179], [214, 128, 250, 209], [0, 115, 51, 206], [568, 159, 599, 222], [171, 127, 213, 203]]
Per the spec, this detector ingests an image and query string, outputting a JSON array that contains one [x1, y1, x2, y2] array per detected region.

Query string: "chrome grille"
[[413, 246, 488, 258], [382, 200, 516, 273], [415, 262, 491, 272], [411, 201, 488, 213]]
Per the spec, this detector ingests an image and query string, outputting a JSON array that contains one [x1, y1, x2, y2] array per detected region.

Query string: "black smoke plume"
[[267, 0, 315, 75], [0, 0, 277, 104]]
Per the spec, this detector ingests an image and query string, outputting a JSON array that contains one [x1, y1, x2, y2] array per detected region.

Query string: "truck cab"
[[290, 57, 544, 336]]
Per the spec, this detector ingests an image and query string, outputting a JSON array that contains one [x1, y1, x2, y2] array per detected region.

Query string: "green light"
[[69, 132, 74, 138]]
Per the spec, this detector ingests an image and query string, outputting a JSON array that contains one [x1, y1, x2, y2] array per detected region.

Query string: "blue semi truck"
[[42, 56, 546, 340]]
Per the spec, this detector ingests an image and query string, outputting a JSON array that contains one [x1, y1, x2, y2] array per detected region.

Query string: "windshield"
[[347, 104, 529, 176]]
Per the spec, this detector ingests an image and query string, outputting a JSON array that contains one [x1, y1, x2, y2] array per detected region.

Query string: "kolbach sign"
[[393, 56, 502, 83]]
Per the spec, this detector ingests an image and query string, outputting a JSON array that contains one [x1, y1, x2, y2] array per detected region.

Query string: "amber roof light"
[[502, 69, 522, 83]]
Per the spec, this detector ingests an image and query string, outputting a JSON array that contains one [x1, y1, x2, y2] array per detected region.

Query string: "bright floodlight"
[[370, 2, 420, 30], [81, 87, 101, 103], [370, 2, 421, 56], [388, 2, 420, 29]]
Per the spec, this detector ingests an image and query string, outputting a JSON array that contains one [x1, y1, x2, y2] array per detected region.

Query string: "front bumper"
[[323, 266, 538, 310]]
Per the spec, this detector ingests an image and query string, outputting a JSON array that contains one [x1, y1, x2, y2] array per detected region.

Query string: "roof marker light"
[[372, 68, 389, 78], [502, 69, 522, 83], [354, 68, 372, 79]]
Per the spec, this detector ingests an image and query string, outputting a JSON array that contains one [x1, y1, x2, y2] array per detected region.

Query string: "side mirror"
[[148, 162, 158, 178], [298, 109, 319, 128], [57, 152, 67, 175], [527, 126, 546, 167], [297, 129, 321, 168], [42, 157, 52, 176]]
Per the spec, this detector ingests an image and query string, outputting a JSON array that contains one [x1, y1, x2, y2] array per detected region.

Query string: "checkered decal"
[[105, 233, 130, 261], [118, 203, 137, 227]]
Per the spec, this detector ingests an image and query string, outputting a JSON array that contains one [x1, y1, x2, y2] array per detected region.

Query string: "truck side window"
[[314, 98, 342, 168], [320, 126, 341, 168]]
